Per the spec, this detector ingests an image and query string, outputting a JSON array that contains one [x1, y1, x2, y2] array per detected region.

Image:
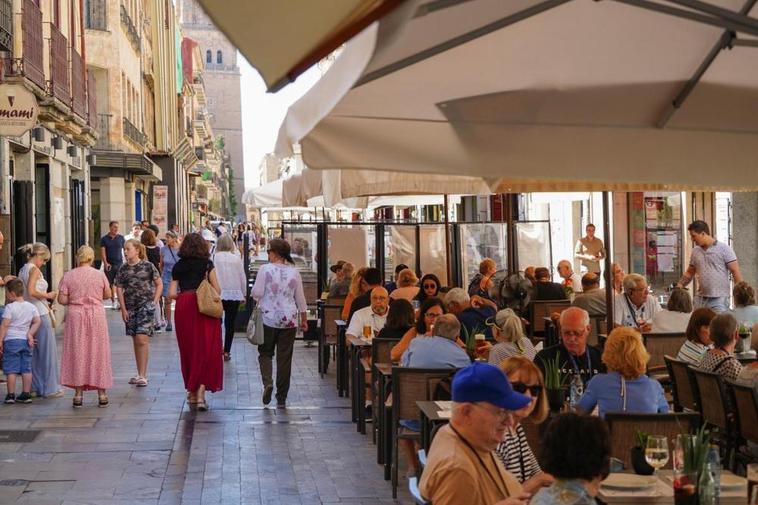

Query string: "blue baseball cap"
[[452, 362, 532, 411]]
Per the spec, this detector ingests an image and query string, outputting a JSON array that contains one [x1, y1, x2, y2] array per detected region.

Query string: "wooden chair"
[[530, 300, 571, 336], [643, 332, 686, 377], [408, 477, 431, 505], [370, 338, 400, 445], [726, 380, 758, 472], [665, 355, 700, 412], [605, 412, 701, 471], [319, 297, 344, 376], [588, 316, 608, 348], [390, 367, 456, 498], [691, 367, 735, 466]]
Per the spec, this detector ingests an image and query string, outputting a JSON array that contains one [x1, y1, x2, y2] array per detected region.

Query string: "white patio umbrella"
[[276, 0, 758, 191], [242, 179, 283, 207]]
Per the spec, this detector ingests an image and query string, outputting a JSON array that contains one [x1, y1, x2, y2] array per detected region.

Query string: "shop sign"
[[0, 84, 38, 137]]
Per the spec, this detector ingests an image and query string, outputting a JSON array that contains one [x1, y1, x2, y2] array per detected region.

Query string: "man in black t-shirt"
[[347, 267, 383, 324], [100, 221, 125, 310], [535, 307, 604, 387]]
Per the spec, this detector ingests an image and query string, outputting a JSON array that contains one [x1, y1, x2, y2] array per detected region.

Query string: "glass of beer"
[[362, 324, 373, 339]]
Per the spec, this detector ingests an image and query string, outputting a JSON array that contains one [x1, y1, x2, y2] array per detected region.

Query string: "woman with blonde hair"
[[496, 356, 554, 493], [389, 268, 419, 302], [18, 242, 62, 398], [341, 267, 368, 321], [577, 327, 668, 418], [58, 246, 113, 407], [214, 233, 247, 362], [115, 238, 162, 388], [488, 309, 536, 364], [468, 257, 497, 300]]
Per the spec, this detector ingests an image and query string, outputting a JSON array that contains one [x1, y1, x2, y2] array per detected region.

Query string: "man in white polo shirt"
[[346, 287, 389, 339], [677, 220, 742, 313]]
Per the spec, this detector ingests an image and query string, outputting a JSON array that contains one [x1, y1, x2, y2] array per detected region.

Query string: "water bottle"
[[569, 373, 583, 409], [706, 446, 721, 504], [699, 461, 716, 505]]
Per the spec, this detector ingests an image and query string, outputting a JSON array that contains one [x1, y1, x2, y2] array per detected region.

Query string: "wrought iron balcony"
[[71, 48, 86, 118], [87, 71, 98, 129], [123, 117, 147, 147], [0, 0, 12, 53], [120, 4, 140, 52], [85, 0, 107, 30], [49, 24, 70, 103]]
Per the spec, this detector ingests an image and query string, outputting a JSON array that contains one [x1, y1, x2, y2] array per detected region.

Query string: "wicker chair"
[[643, 332, 686, 376], [319, 298, 344, 376], [691, 367, 735, 467], [390, 367, 457, 498], [665, 355, 700, 413], [530, 300, 571, 336], [726, 379, 758, 473], [605, 412, 701, 470]]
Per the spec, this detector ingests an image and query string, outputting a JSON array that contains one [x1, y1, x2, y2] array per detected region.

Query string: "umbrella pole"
[[444, 194, 451, 287], [603, 191, 614, 335]]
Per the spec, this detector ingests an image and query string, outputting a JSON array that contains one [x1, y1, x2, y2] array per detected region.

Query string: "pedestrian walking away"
[[213, 233, 247, 362], [115, 239, 162, 388], [160, 231, 181, 332], [250, 238, 307, 407]]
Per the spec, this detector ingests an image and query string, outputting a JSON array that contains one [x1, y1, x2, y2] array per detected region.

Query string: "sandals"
[[135, 377, 148, 387], [186, 391, 198, 404], [128, 376, 140, 385], [197, 400, 208, 412], [98, 394, 109, 408], [223, 353, 231, 362], [72, 396, 83, 408]]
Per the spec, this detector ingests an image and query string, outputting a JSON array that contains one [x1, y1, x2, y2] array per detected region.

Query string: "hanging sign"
[[0, 84, 38, 137]]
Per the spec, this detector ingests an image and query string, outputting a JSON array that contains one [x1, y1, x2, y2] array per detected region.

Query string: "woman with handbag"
[[17, 242, 63, 398], [251, 238, 307, 407], [169, 232, 223, 411], [213, 234, 247, 362]]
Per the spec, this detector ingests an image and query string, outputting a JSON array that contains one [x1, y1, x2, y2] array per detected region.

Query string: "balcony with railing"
[[87, 71, 97, 129], [71, 48, 86, 118], [14, 0, 45, 90], [49, 24, 70, 103], [95, 113, 114, 150], [85, 0, 107, 30], [123, 117, 147, 147], [0, 0, 12, 53], [120, 4, 140, 52]]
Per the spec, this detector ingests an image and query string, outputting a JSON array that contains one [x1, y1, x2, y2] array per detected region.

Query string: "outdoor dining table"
[[417, 400, 452, 453], [598, 470, 747, 504], [347, 335, 372, 430]]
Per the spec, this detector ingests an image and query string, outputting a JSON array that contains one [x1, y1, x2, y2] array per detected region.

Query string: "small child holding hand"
[[1, 279, 41, 404]]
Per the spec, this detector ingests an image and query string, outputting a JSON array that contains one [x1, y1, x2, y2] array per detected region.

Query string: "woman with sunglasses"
[[496, 356, 554, 494], [414, 274, 441, 304], [390, 297, 446, 362]]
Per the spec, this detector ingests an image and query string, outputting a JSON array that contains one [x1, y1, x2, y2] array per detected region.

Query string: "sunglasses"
[[510, 382, 542, 396], [423, 283, 437, 289], [424, 312, 441, 319]]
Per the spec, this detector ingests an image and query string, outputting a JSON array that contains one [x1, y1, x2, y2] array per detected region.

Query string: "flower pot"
[[546, 388, 564, 412], [630, 446, 655, 475]]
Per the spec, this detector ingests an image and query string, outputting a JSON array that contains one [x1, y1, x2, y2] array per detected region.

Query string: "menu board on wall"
[[152, 185, 168, 234]]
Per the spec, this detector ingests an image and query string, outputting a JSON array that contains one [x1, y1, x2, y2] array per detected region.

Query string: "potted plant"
[[631, 431, 655, 475], [540, 354, 566, 412], [461, 324, 485, 361], [673, 426, 711, 505]]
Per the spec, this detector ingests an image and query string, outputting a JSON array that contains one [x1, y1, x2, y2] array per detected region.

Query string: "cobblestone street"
[[0, 309, 408, 504]]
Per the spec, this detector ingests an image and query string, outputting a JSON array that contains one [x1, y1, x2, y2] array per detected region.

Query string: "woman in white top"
[[488, 308, 536, 365], [214, 234, 248, 362], [651, 287, 692, 333], [17, 243, 62, 398], [250, 238, 307, 407]]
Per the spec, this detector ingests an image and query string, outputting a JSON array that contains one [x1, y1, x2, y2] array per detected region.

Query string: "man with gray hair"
[[444, 287, 497, 340], [614, 273, 660, 332], [402, 314, 471, 369], [535, 307, 605, 386]]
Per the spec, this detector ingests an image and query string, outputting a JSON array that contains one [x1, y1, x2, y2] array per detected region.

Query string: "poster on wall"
[[152, 185, 168, 234], [52, 197, 65, 253]]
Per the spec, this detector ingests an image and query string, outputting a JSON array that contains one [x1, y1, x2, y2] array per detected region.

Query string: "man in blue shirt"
[[402, 314, 471, 369], [444, 287, 497, 340], [100, 221, 125, 310]]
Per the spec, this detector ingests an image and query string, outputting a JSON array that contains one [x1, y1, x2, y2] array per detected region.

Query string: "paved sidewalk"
[[0, 309, 409, 504]]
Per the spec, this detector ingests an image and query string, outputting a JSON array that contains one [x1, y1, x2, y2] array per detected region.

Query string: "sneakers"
[[112, 300, 120, 310], [17, 392, 32, 403], [165, 323, 173, 332], [4, 393, 15, 404], [262, 385, 273, 405]]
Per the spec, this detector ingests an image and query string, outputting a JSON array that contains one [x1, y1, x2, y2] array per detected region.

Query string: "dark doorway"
[[70, 179, 86, 267], [34, 164, 51, 284], [12, 180, 33, 274]]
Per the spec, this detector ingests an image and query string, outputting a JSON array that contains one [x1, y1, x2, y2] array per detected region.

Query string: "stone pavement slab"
[[0, 307, 410, 504]]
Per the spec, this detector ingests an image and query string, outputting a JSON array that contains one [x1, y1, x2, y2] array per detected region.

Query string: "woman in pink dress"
[[57, 245, 113, 408]]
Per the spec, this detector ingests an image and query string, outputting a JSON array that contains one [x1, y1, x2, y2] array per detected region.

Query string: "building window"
[[206, 50, 211, 64], [216, 50, 222, 64]]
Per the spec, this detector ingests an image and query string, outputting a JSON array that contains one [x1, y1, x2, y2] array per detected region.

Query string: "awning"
[[242, 179, 283, 208], [277, 0, 758, 191], [197, 0, 407, 92]]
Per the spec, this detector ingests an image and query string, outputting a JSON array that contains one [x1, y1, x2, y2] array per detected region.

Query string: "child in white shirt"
[[1, 279, 40, 404]]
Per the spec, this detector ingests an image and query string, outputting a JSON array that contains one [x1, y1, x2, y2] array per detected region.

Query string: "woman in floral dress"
[[250, 238, 307, 407], [58, 246, 113, 407]]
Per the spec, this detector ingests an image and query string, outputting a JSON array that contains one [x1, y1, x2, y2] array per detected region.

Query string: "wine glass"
[[645, 435, 670, 476]]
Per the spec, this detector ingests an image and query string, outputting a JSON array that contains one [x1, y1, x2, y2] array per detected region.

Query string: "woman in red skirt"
[[168, 232, 223, 411]]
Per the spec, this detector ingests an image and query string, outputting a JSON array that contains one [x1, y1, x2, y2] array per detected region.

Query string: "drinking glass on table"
[[645, 435, 669, 475], [362, 324, 373, 339]]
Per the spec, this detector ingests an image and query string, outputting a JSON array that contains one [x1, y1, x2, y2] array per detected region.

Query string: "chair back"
[[691, 367, 729, 430], [408, 477, 431, 505], [530, 300, 571, 334], [322, 298, 345, 341], [391, 367, 457, 423], [605, 412, 701, 470], [666, 356, 700, 412], [521, 419, 545, 466], [643, 333, 686, 372], [372, 338, 399, 365], [726, 379, 758, 445]]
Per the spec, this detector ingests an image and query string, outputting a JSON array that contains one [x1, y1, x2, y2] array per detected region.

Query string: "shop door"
[[34, 164, 51, 285], [70, 179, 86, 267], [12, 180, 33, 274], [135, 190, 142, 222]]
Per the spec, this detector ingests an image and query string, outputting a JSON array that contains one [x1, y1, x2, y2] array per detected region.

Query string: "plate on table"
[[720, 473, 746, 489], [601, 473, 658, 490]]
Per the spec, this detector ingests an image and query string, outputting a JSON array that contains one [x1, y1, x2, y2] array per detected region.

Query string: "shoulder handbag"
[[196, 264, 223, 318], [246, 305, 265, 345]]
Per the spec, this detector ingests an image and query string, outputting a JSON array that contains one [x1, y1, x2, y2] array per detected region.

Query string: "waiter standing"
[[574, 224, 606, 274]]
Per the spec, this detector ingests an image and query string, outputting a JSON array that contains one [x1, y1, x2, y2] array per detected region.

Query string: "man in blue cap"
[[420, 362, 533, 505]]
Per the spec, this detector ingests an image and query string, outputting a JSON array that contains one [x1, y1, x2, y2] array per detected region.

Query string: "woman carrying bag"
[[250, 238, 307, 407], [169, 232, 223, 411]]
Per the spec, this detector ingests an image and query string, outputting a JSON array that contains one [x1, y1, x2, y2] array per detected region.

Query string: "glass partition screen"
[[514, 221, 552, 273], [459, 223, 507, 289]]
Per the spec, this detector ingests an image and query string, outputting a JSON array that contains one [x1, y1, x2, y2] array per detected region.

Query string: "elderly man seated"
[[557, 260, 583, 294], [532, 267, 567, 301], [444, 287, 497, 340], [535, 307, 605, 386], [420, 362, 533, 505], [613, 273, 661, 332], [571, 273, 606, 317], [346, 287, 389, 339], [402, 314, 471, 369]]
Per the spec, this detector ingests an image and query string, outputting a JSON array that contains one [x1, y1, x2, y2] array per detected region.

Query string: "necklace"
[[449, 425, 509, 498]]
